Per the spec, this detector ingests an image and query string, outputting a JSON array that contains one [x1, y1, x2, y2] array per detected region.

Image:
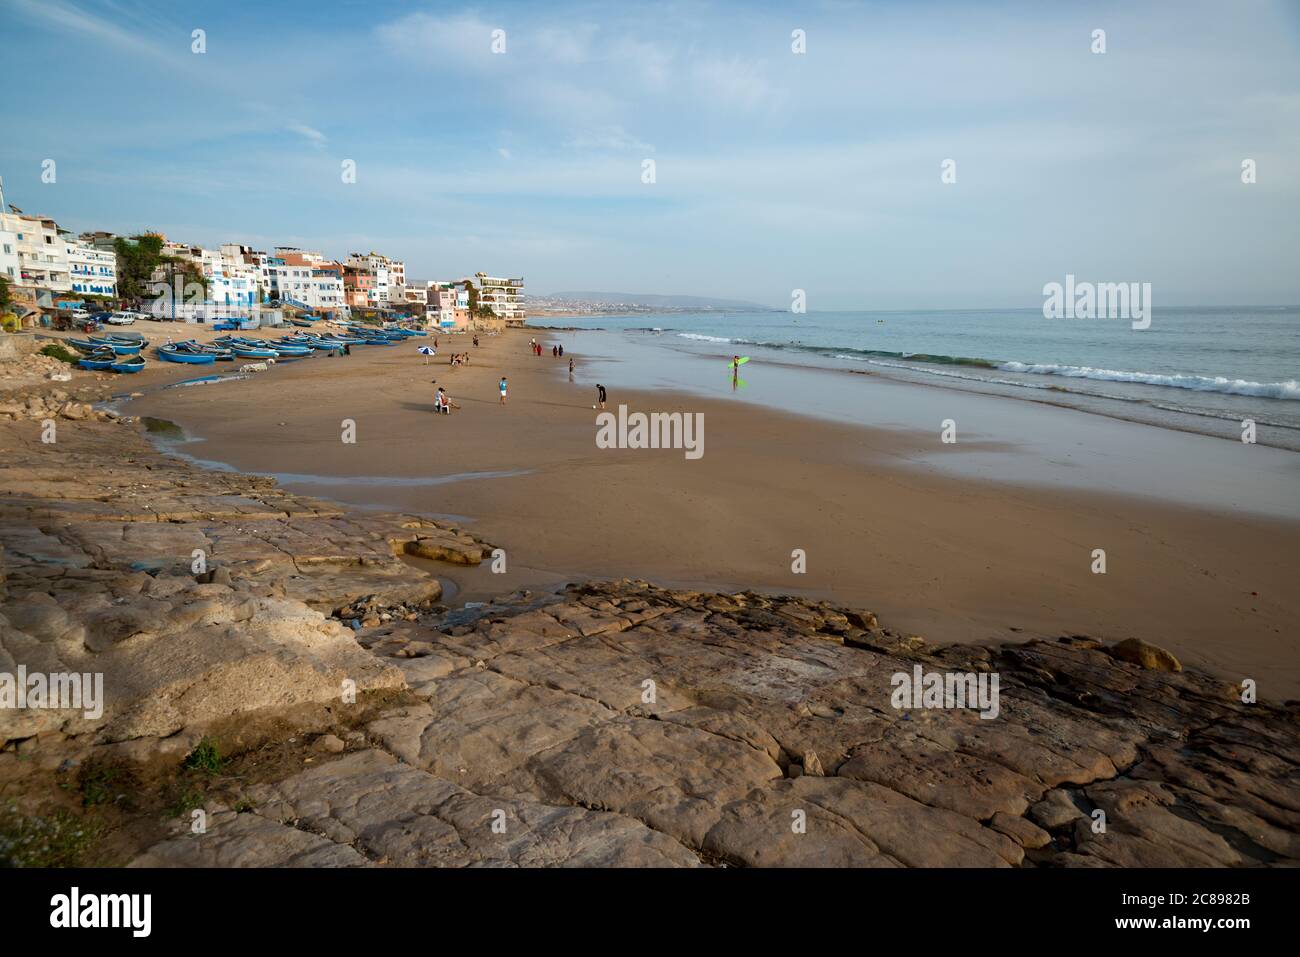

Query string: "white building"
[[0, 212, 71, 293], [0, 227, 18, 286], [66, 236, 117, 297], [425, 281, 465, 329], [474, 272, 525, 322], [267, 249, 348, 315], [346, 252, 404, 305]]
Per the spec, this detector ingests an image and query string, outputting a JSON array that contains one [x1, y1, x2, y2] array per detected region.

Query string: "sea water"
[[549, 306, 1300, 449]]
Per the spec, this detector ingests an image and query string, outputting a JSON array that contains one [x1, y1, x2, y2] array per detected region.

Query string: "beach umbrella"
[[418, 345, 436, 364]]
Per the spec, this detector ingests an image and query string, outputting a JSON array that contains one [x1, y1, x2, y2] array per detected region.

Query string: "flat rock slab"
[[132, 749, 701, 867]]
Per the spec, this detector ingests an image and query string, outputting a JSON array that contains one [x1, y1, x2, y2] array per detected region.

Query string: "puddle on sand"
[[166, 373, 249, 388]]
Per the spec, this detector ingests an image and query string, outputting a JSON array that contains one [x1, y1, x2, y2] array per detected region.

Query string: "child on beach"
[[595, 383, 606, 410], [499, 376, 508, 404], [434, 387, 448, 414]]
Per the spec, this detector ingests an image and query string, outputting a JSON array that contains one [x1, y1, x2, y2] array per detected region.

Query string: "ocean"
[[542, 306, 1300, 450]]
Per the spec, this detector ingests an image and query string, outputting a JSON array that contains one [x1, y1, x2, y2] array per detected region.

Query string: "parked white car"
[[107, 311, 137, 325]]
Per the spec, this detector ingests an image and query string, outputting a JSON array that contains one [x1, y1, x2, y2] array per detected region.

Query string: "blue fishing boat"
[[110, 355, 146, 373], [158, 345, 217, 365], [87, 336, 144, 355], [266, 335, 312, 351], [78, 349, 118, 370], [66, 338, 109, 353], [289, 336, 342, 352], [174, 340, 235, 360], [218, 335, 302, 357], [229, 344, 280, 359]]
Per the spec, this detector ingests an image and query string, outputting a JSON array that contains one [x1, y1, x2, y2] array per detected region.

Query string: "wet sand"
[[121, 323, 1300, 697]]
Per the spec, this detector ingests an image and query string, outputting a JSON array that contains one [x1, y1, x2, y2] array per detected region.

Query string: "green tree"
[[113, 233, 165, 301], [464, 281, 495, 318], [0, 276, 10, 308]]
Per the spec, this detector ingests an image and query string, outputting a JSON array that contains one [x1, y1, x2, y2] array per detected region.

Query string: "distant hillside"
[[542, 291, 775, 311]]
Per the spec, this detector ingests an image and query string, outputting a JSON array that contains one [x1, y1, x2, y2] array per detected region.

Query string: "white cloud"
[[288, 124, 327, 147], [375, 11, 508, 69], [8, 0, 189, 68]]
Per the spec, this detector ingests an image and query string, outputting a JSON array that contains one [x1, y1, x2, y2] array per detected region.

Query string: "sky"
[[1, 0, 1298, 309]]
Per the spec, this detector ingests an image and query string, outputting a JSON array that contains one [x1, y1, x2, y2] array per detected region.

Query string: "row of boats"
[[66, 334, 150, 373], [154, 324, 430, 365], [63, 324, 430, 372]]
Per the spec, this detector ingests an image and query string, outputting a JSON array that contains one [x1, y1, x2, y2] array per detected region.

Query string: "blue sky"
[[2, 0, 1297, 309]]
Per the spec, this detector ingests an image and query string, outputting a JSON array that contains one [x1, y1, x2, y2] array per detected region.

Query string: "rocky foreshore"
[[1, 381, 1297, 867]]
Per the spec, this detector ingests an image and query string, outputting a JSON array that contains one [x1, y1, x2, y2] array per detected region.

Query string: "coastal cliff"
[[1, 382, 1297, 868]]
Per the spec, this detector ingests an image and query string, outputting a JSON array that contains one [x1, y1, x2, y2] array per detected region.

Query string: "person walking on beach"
[[499, 376, 508, 404], [568, 357, 575, 380], [473, 335, 479, 348], [595, 383, 607, 410], [558, 344, 564, 358]]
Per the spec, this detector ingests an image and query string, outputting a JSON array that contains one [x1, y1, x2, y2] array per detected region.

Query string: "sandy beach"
[[114, 322, 1300, 697]]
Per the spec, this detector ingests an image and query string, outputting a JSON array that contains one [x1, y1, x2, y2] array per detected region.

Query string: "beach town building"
[[78, 230, 119, 254], [473, 272, 525, 324], [0, 179, 79, 300], [205, 252, 256, 310], [345, 252, 404, 305], [0, 226, 17, 285], [269, 248, 348, 315], [0, 211, 72, 293], [65, 235, 117, 297], [226, 244, 278, 303], [215, 243, 263, 303], [388, 261, 406, 301], [425, 281, 468, 331], [342, 265, 375, 309], [403, 286, 428, 306]]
